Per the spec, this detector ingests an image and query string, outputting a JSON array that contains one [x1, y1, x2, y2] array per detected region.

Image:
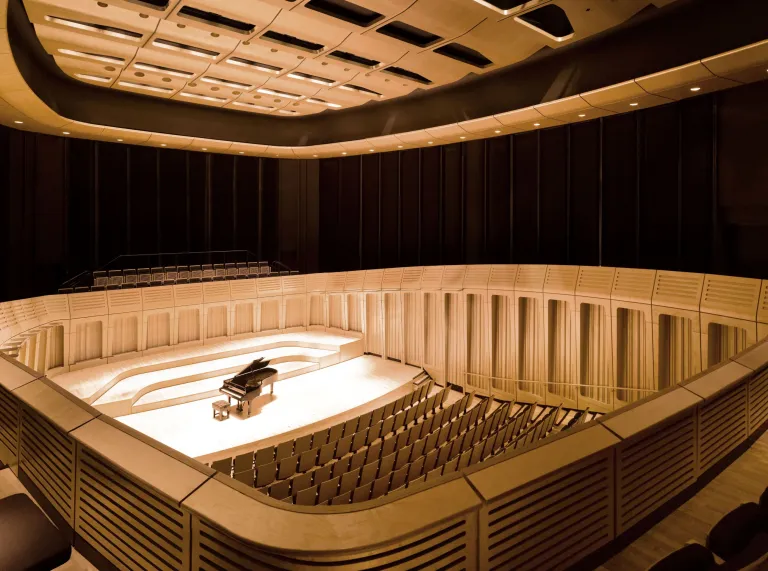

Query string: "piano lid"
[[228, 358, 277, 388]]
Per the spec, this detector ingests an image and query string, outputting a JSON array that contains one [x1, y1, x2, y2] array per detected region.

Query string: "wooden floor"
[[598, 428, 768, 571]]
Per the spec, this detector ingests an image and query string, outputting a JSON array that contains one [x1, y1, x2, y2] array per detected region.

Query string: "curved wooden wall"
[[0, 265, 767, 570]]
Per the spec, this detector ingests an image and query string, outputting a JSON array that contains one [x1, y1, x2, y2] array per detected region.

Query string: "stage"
[[116, 355, 419, 459]]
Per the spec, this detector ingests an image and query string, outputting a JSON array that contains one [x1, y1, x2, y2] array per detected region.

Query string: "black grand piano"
[[219, 358, 278, 416]]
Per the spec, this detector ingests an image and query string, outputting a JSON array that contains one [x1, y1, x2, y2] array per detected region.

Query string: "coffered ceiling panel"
[[21, 0, 678, 116]]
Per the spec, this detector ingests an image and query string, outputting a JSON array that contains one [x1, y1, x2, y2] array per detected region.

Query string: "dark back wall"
[[2, 80, 768, 302]]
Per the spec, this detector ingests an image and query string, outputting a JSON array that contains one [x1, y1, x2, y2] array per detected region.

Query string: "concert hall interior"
[[1, 0, 768, 570]]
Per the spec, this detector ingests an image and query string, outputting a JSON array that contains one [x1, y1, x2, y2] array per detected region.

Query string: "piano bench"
[[212, 400, 231, 421], [0, 493, 72, 571]]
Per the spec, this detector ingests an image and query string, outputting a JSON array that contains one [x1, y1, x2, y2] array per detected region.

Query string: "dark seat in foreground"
[[646, 541, 716, 571], [0, 493, 71, 571]]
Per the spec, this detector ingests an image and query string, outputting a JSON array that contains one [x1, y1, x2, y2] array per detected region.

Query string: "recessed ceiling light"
[[200, 76, 252, 90], [178, 91, 228, 102], [75, 73, 112, 83], [397, 145, 403, 148], [257, 87, 303, 100], [62, 131, 70, 135], [690, 86, 701, 92], [239, 151, 244, 154], [305, 97, 342, 109], [14, 120, 23, 124], [134, 62, 193, 79], [44, 15, 143, 42], [313, 154, 318, 157], [160, 143, 166, 146], [428, 141, 433, 145], [342, 152, 347, 155], [459, 136, 466, 140], [117, 138, 123, 142], [202, 147, 207, 151], [494, 130, 501, 134], [369, 149, 374, 152], [152, 39, 219, 59], [578, 113, 585, 118], [287, 72, 335, 86], [57, 48, 124, 65], [118, 80, 174, 94], [533, 123, 540, 126], [630, 102, 638, 106]]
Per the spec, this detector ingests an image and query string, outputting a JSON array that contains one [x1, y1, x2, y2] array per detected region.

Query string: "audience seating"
[[647, 542, 716, 571]]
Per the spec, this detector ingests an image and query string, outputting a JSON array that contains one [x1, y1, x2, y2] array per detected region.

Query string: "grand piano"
[[219, 358, 278, 417]]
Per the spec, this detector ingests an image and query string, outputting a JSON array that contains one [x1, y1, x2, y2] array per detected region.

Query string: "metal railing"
[[463, 371, 659, 412]]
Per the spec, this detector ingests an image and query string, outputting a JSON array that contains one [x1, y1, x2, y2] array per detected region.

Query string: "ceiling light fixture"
[[257, 88, 303, 100], [44, 15, 143, 41], [117, 138, 123, 142], [62, 131, 70, 135], [428, 141, 433, 144], [397, 145, 403, 148], [690, 86, 701, 92], [202, 147, 207, 151], [313, 154, 318, 157], [239, 151, 244, 154], [178, 91, 228, 102], [337, 84, 383, 98], [75, 73, 112, 83], [134, 62, 193, 78], [630, 102, 638, 106], [118, 81, 174, 94], [305, 97, 342, 109], [278, 109, 298, 115], [533, 122, 540, 126], [342, 152, 347, 155], [160, 143, 167, 146], [225, 57, 282, 74], [494, 130, 501, 134], [57, 48, 124, 65], [232, 101, 275, 111], [287, 72, 335, 86], [578, 113, 586, 117], [200, 76, 252, 90], [152, 39, 219, 59], [459, 136, 466, 140], [14, 121, 23, 124], [369, 149, 374, 152]]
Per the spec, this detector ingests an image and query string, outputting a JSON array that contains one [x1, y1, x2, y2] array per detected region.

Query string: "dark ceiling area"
[[9, 0, 768, 146]]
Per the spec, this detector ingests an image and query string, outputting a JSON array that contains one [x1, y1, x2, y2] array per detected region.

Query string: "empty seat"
[[234, 469, 255, 487], [424, 449, 439, 474], [164, 266, 178, 284], [381, 435, 396, 458], [225, 263, 238, 280], [299, 449, 318, 472], [366, 441, 382, 464], [371, 406, 385, 426], [312, 429, 329, 448], [291, 471, 313, 494], [107, 270, 124, 289], [189, 265, 203, 282], [415, 400, 427, 420], [318, 442, 336, 465], [470, 442, 484, 465], [371, 474, 391, 499], [275, 440, 294, 462], [123, 269, 137, 287], [255, 462, 277, 488], [213, 264, 226, 280], [367, 421, 382, 445], [407, 457, 425, 483], [233, 452, 253, 475], [647, 542, 715, 571], [351, 429, 367, 452], [458, 449, 472, 470], [278, 456, 298, 480], [248, 262, 260, 278], [358, 411, 372, 432], [426, 467, 443, 482], [269, 479, 291, 501], [419, 416, 434, 440], [92, 270, 108, 290], [137, 268, 151, 287], [150, 267, 164, 286], [237, 262, 249, 279], [395, 445, 411, 470], [407, 425, 421, 446], [359, 461, 379, 487], [340, 468, 361, 496], [294, 434, 312, 456], [349, 449, 367, 472], [335, 435, 353, 459], [390, 465, 409, 492], [442, 456, 460, 475], [328, 423, 344, 443], [332, 456, 350, 479], [393, 411, 406, 432], [379, 452, 396, 478], [410, 439, 426, 462], [201, 264, 215, 281], [295, 486, 317, 506], [211, 457, 232, 476], [318, 476, 340, 504], [312, 463, 334, 487], [343, 418, 358, 438], [352, 481, 373, 503], [331, 491, 352, 506], [381, 416, 395, 437], [383, 401, 395, 419], [405, 406, 417, 427], [394, 430, 409, 451], [176, 266, 190, 283]]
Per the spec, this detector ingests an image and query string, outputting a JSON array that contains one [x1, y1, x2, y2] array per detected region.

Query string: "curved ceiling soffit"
[[2, 0, 768, 156]]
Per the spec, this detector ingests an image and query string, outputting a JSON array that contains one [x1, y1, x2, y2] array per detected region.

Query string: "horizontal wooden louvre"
[[76, 448, 190, 571], [485, 451, 614, 571], [749, 368, 768, 434], [193, 515, 474, 570], [20, 407, 76, 524], [616, 412, 697, 533], [698, 384, 748, 472], [0, 385, 19, 466]]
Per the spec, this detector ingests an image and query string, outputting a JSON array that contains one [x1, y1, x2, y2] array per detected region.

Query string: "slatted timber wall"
[[19, 406, 76, 525], [192, 514, 476, 570], [748, 368, 768, 434], [75, 447, 191, 571], [0, 384, 19, 467], [615, 411, 698, 533], [484, 449, 614, 571], [697, 383, 748, 472]]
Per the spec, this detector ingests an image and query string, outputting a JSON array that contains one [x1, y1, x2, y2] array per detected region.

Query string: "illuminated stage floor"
[[116, 356, 420, 459]]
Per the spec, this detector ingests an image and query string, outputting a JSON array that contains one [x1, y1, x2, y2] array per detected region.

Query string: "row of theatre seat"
[[58, 262, 298, 293], [649, 484, 768, 570], [210, 380, 601, 506]]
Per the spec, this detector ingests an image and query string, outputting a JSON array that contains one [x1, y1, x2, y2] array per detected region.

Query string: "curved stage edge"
[[0, 265, 767, 571]]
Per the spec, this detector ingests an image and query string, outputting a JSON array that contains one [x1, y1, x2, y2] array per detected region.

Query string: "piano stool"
[[212, 400, 231, 421]]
